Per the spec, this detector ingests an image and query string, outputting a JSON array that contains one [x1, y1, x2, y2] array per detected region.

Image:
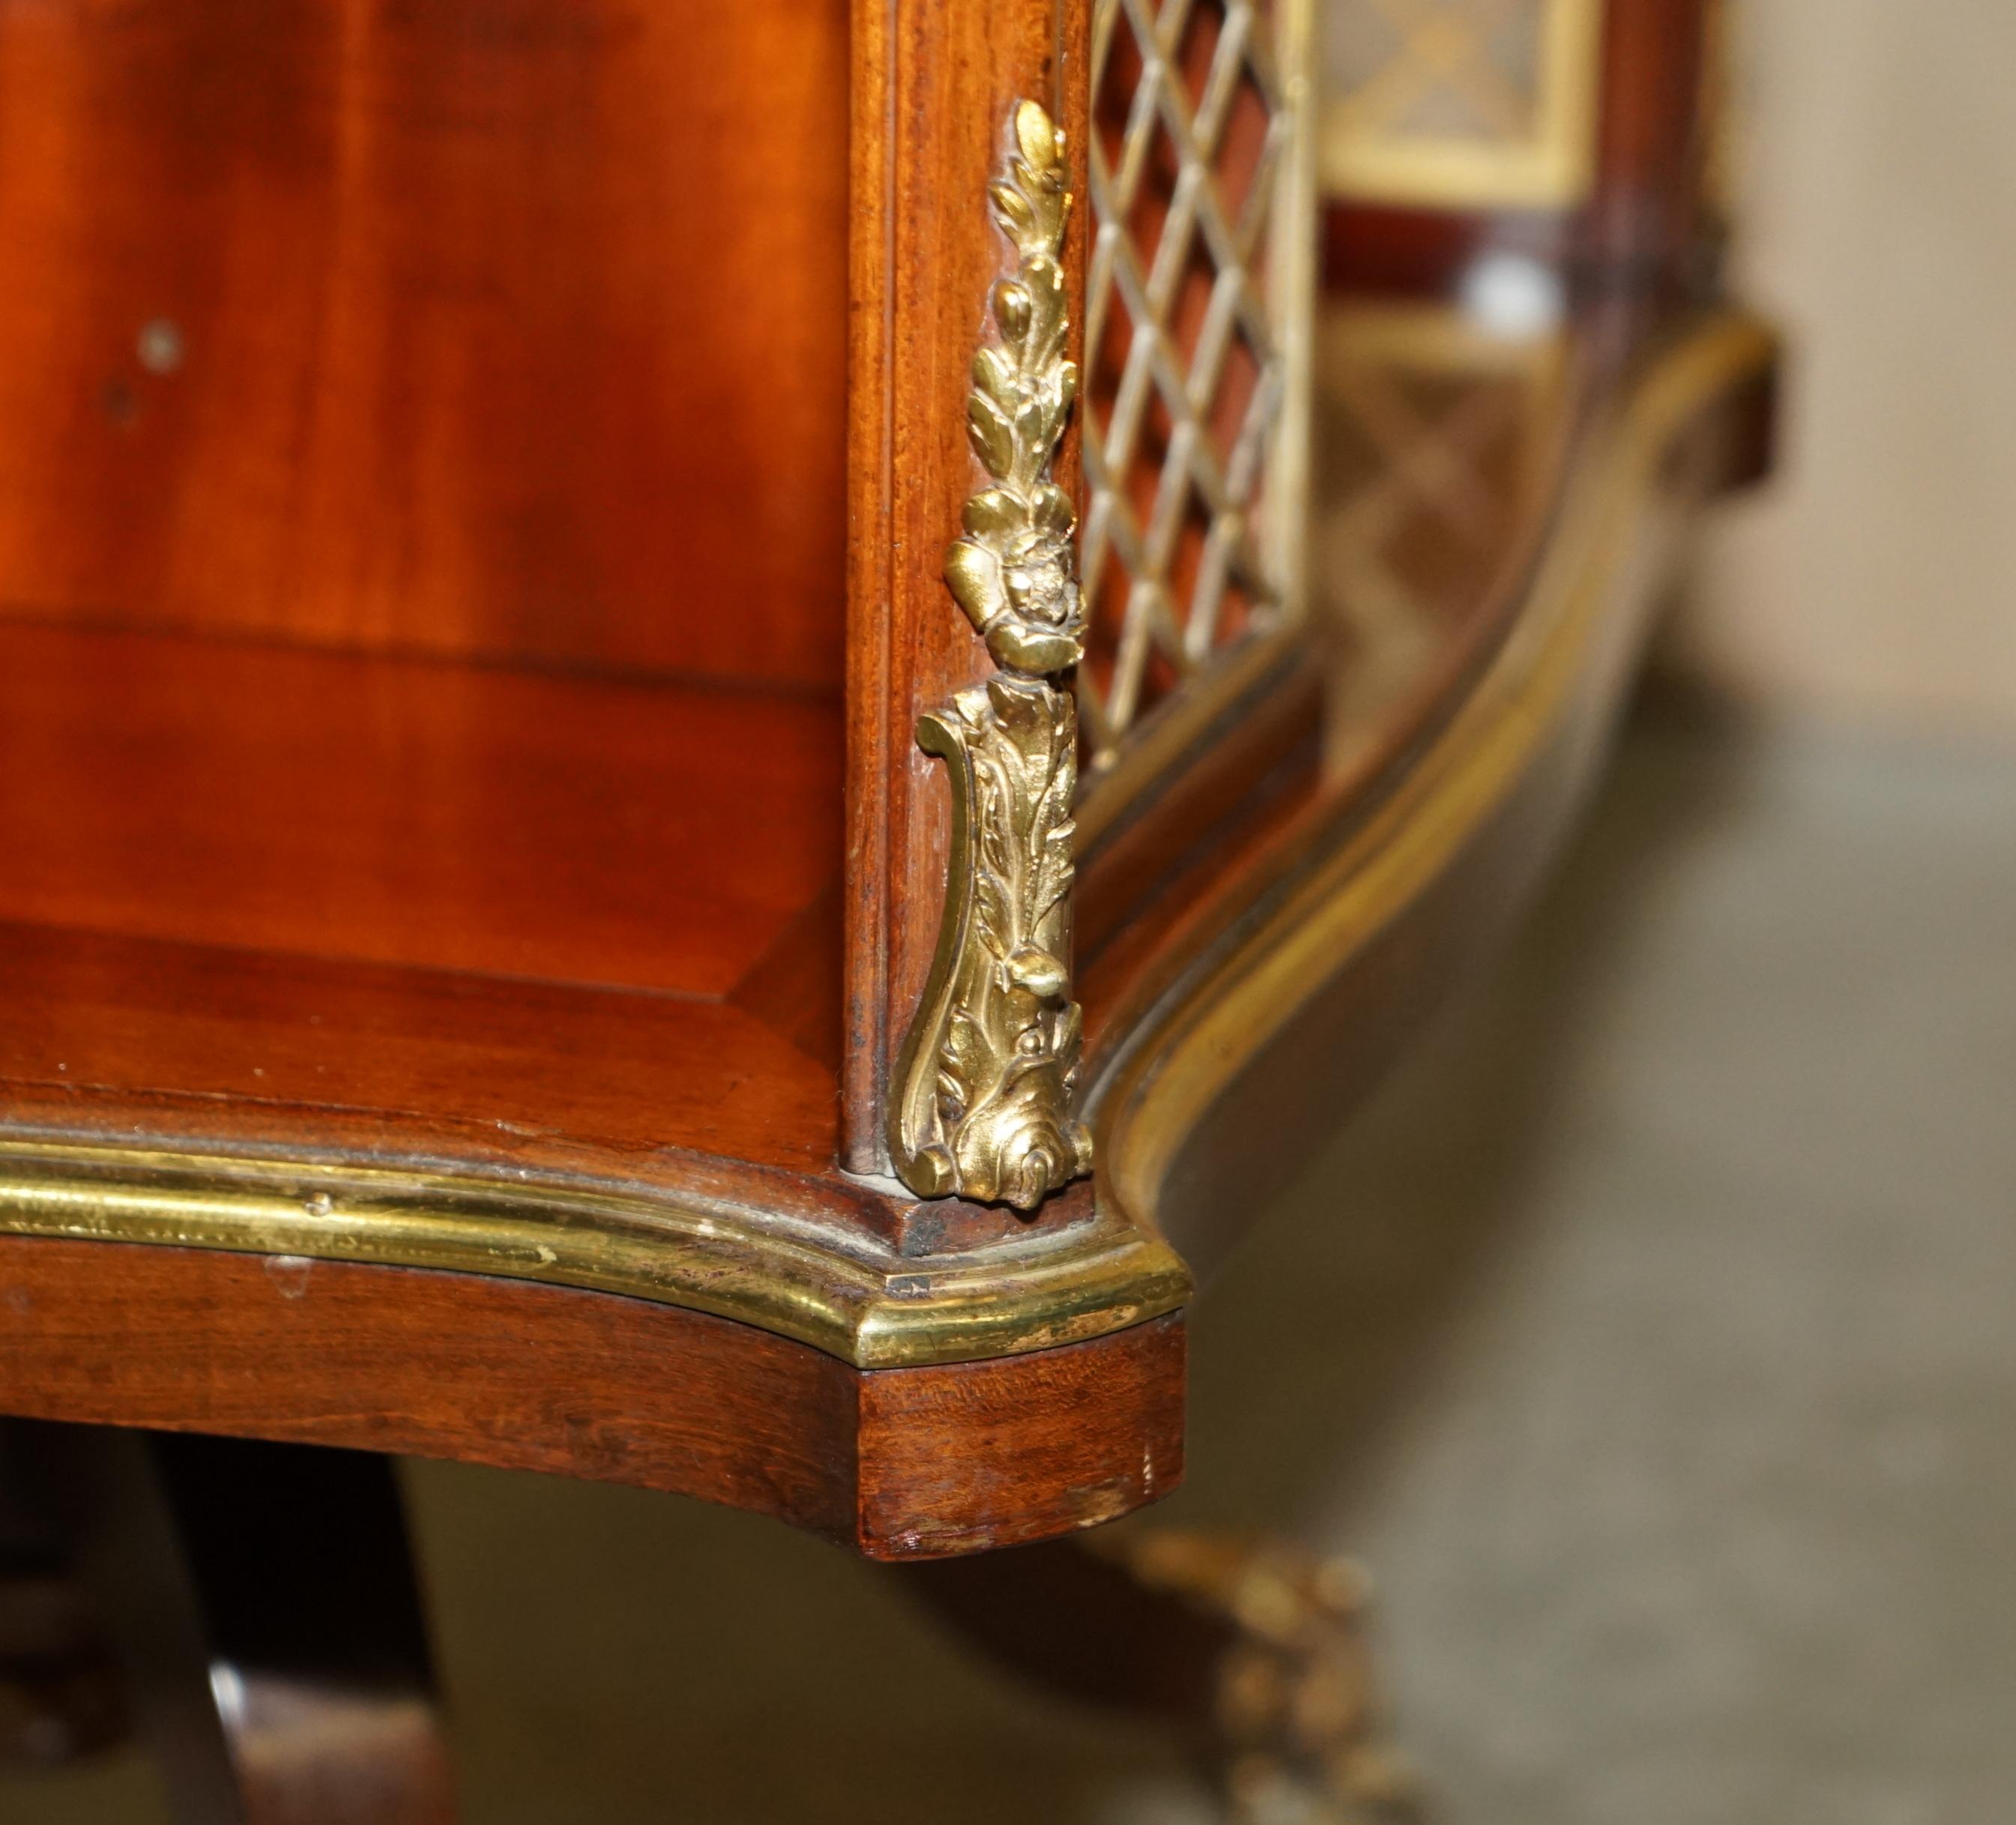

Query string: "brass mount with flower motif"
[[887, 100, 1093, 1213]]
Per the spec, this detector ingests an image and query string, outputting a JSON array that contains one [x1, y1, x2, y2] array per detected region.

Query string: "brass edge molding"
[[1094, 311, 1781, 1224], [0, 1141, 1188, 1372], [1273, 0, 1321, 632], [1321, 0, 1604, 212], [888, 101, 1094, 1211]]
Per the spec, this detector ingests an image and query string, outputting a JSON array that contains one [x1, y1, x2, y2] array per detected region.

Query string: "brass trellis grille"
[[1081, 0, 1315, 767], [1321, 0, 1602, 210]]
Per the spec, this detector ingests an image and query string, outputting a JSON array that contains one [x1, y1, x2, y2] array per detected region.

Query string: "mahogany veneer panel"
[[0, 0, 848, 684], [0, 623, 839, 998]]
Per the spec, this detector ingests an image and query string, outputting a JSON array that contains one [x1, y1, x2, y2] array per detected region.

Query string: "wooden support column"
[[844, 0, 1092, 1178]]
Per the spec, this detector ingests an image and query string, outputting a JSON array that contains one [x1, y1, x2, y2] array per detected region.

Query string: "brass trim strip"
[[1096, 310, 1781, 1223], [0, 1141, 1189, 1372], [1273, 0, 1322, 627]]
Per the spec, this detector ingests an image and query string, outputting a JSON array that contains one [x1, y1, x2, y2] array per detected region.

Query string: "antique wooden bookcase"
[[0, 0, 1772, 1815]]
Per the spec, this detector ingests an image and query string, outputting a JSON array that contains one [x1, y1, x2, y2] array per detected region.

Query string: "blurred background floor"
[[10, 701, 2015, 1824]]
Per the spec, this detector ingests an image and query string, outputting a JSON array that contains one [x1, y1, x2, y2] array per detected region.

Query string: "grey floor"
[[12, 709, 2016, 1824]]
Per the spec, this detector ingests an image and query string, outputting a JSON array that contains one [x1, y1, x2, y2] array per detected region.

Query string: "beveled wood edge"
[[0, 1140, 1188, 1372], [1090, 307, 1781, 1231], [0, 1237, 1187, 1559]]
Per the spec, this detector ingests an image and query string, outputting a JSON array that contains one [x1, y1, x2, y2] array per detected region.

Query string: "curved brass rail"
[[1094, 308, 1780, 1240], [0, 1141, 1187, 1372]]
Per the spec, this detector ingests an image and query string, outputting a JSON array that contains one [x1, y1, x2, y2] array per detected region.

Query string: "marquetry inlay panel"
[[1081, 0, 1316, 768], [1321, 0, 1602, 210]]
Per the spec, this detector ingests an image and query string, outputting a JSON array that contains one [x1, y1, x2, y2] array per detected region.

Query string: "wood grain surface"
[[0, 922, 845, 1178], [0, 1238, 1185, 1560], [0, 0, 850, 687], [0, 623, 840, 997]]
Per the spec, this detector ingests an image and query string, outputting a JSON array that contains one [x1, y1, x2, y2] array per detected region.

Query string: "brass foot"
[[1091, 1531, 1425, 1825]]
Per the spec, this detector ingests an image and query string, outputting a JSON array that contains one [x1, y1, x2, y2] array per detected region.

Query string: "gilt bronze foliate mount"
[[888, 101, 1094, 1213]]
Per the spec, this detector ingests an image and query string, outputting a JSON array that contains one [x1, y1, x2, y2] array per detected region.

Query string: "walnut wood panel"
[[842, 0, 1091, 1174], [0, 0, 848, 687], [0, 1240, 1185, 1560], [0, 300, 1769, 1549], [1153, 633, 1618, 1275], [857, 1320, 1186, 1557], [0, 623, 839, 998]]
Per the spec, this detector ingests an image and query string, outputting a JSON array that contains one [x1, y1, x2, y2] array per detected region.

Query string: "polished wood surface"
[[0, 618, 845, 1176], [0, 0, 848, 687], [0, 0, 1767, 1568], [1076, 304, 1577, 1028], [0, 11, 1780, 1809], [1075, 301, 1583, 1079], [0, 923, 842, 1178], [1090, 305, 1778, 1278], [0, 624, 839, 995], [0, 303, 1769, 1545], [0, 1239, 1184, 1562], [1593, 0, 1716, 285], [0, 307, 1766, 1544]]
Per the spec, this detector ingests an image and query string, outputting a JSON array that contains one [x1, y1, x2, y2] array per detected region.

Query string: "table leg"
[[22, 1424, 454, 1825], [904, 1528, 1424, 1824]]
